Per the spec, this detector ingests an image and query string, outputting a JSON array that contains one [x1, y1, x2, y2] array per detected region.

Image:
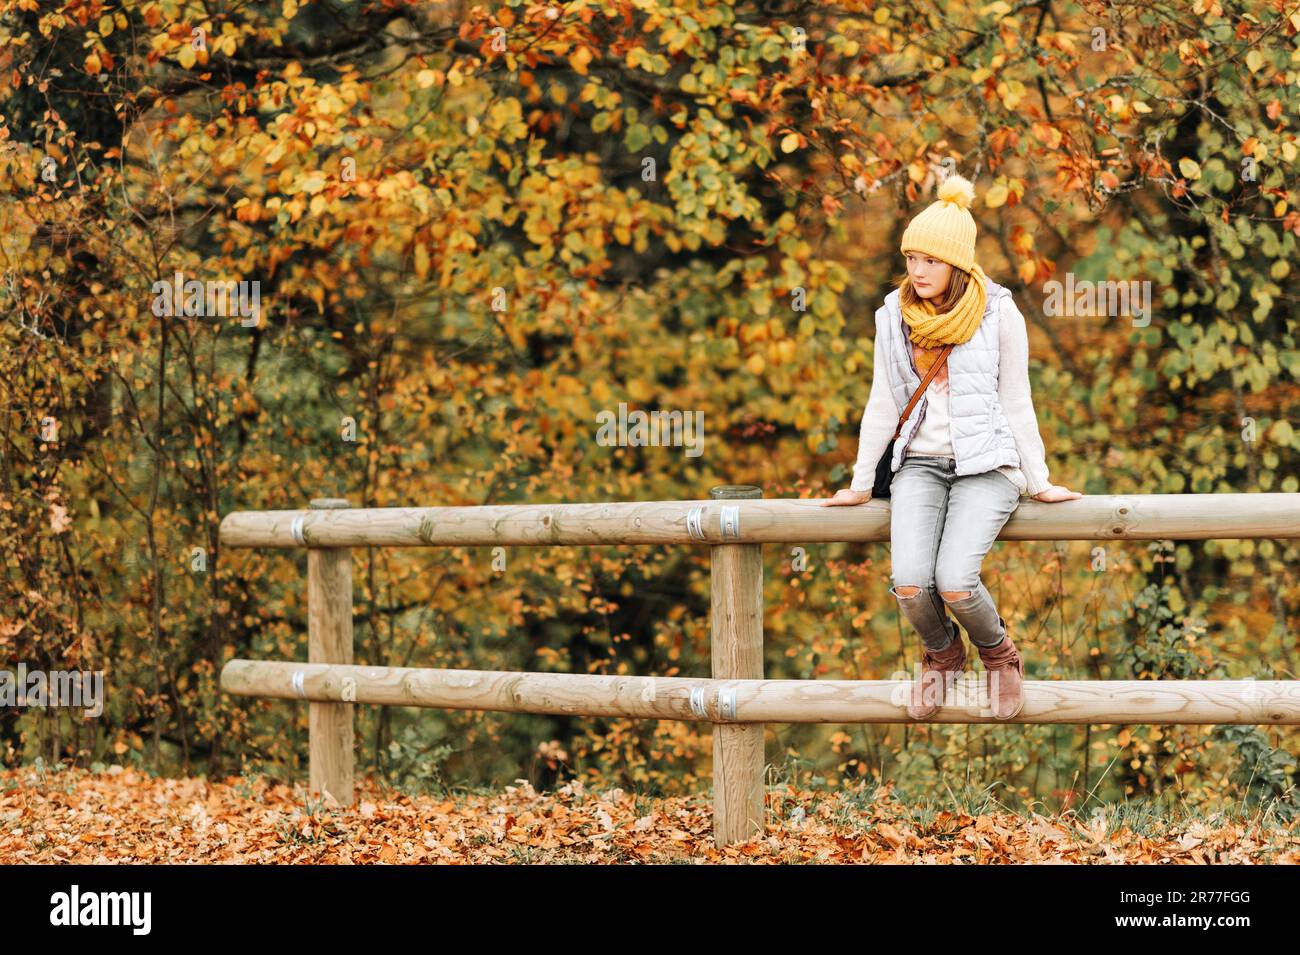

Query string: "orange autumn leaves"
[[4, 766, 1297, 864]]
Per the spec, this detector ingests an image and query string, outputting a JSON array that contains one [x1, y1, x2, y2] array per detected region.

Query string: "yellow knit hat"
[[899, 174, 978, 272]]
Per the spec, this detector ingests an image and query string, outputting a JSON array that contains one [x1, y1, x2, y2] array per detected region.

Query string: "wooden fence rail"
[[222, 661, 1300, 725], [218, 493, 1300, 548], [218, 490, 1300, 846]]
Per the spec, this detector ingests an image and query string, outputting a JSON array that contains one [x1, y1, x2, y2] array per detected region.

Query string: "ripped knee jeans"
[[887, 455, 1021, 651]]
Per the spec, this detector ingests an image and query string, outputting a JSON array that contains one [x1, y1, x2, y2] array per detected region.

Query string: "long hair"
[[897, 264, 971, 313]]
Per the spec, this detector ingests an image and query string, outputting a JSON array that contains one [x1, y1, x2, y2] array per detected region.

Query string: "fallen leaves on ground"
[[1, 767, 1296, 864]]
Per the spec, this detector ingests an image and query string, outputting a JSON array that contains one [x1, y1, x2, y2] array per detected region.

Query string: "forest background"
[[2, 0, 1299, 818]]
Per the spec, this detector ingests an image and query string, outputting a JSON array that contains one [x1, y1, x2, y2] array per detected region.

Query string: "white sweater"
[[849, 293, 1054, 496]]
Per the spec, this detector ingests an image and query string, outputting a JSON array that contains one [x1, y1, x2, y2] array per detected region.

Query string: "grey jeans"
[[888, 455, 1020, 651]]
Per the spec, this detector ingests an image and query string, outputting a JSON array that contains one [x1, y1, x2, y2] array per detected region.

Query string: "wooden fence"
[[218, 489, 1300, 846]]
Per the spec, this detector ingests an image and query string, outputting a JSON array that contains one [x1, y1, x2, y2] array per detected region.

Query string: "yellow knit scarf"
[[900, 262, 988, 352]]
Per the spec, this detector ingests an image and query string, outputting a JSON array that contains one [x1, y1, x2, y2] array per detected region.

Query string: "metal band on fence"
[[291, 670, 307, 699], [720, 505, 741, 540], [686, 505, 706, 541], [690, 686, 708, 719], [290, 514, 307, 546], [718, 686, 737, 721]]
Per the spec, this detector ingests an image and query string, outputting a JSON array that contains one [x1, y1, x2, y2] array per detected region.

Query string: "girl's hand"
[[820, 488, 873, 506], [1031, 484, 1083, 502]]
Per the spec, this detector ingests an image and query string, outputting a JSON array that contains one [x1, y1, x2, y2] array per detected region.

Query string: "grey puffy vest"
[[877, 276, 1020, 476]]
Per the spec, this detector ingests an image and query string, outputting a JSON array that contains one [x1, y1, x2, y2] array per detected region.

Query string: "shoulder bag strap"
[[890, 343, 955, 440]]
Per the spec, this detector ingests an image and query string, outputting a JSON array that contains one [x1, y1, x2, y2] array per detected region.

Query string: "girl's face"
[[904, 252, 953, 300]]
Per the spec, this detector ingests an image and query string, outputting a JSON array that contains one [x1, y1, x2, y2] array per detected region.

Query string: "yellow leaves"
[[569, 45, 593, 76], [98, 14, 114, 37], [211, 29, 239, 58], [780, 132, 801, 153], [84, 51, 103, 75], [487, 98, 517, 124], [563, 230, 586, 255], [283, 0, 299, 20], [282, 195, 305, 222], [416, 69, 438, 89], [1245, 49, 1264, 73], [413, 243, 430, 279], [1178, 157, 1201, 180], [984, 176, 1023, 208], [1031, 122, 1062, 149], [313, 86, 347, 116], [627, 377, 654, 402], [1282, 141, 1297, 163], [1105, 93, 1150, 121], [1241, 137, 1266, 161], [995, 78, 1026, 110], [177, 43, 197, 70], [489, 97, 527, 142], [746, 353, 765, 375], [298, 171, 326, 195]]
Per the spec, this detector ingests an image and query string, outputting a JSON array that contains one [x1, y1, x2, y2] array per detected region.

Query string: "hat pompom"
[[936, 174, 975, 210]]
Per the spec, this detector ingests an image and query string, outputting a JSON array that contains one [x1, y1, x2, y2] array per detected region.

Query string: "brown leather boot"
[[906, 625, 966, 720], [977, 621, 1024, 720]]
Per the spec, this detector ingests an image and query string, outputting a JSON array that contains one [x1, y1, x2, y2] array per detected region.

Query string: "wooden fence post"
[[709, 484, 765, 847], [307, 497, 354, 805]]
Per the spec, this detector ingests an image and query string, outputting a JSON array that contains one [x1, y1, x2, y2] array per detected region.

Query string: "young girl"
[[822, 174, 1082, 720]]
